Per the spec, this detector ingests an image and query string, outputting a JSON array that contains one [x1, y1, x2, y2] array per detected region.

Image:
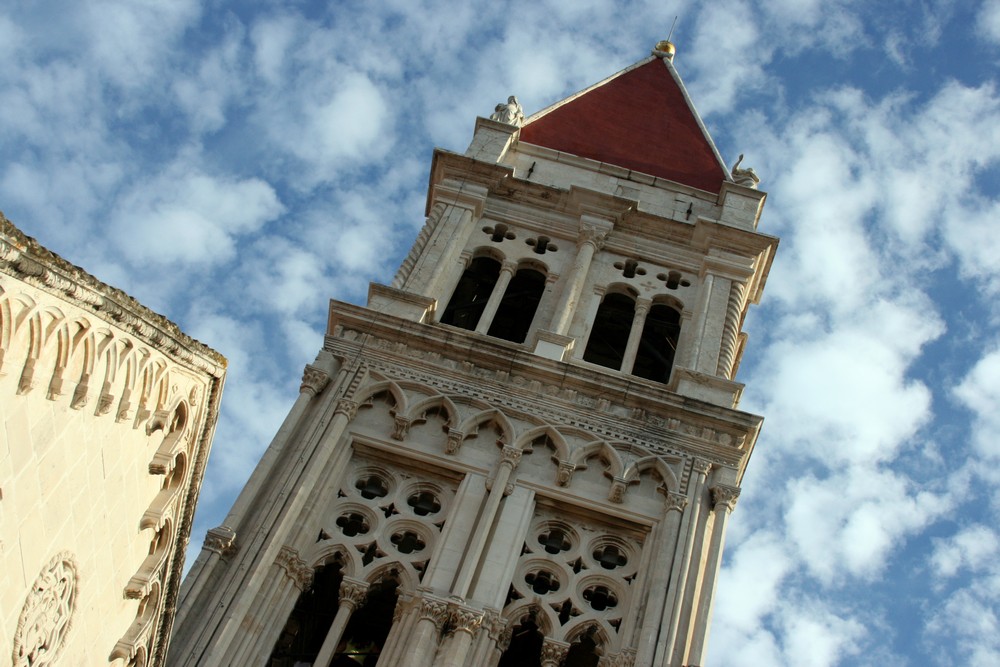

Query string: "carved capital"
[[204, 525, 237, 557], [418, 596, 451, 631], [392, 415, 411, 441], [710, 484, 740, 513], [300, 365, 330, 396], [338, 578, 369, 610], [541, 638, 571, 667], [556, 461, 576, 487], [499, 445, 522, 469], [482, 609, 505, 642], [608, 478, 627, 504], [579, 226, 610, 250], [275, 546, 313, 591], [449, 604, 484, 635], [334, 398, 358, 420], [664, 491, 688, 513], [445, 428, 465, 455], [691, 458, 713, 476]]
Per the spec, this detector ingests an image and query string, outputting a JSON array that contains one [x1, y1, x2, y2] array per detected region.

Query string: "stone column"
[[399, 596, 451, 667], [686, 485, 740, 666], [541, 638, 570, 667], [475, 261, 518, 334], [468, 609, 504, 667], [549, 224, 610, 335], [438, 604, 484, 667], [220, 363, 332, 533], [377, 593, 416, 667], [716, 281, 748, 379], [619, 298, 651, 373], [452, 445, 523, 598], [314, 578, 370, 667], [633, 491, 688, 666], [655, 459, 711, 666]]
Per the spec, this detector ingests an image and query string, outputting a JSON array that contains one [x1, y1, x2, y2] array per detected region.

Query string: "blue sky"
[[4, 1, 1000, 665]]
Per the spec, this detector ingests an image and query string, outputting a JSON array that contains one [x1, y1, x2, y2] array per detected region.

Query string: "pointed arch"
[[363, 561, 418, 595], [514, 425, 571, 459], [502, 600, 557, 638], [570, 440, 625, 479], [457, 408, 515, 446], [625, 455, 680, 493], [306, 543, 356, 578], [355, 380, 407, 415], [405, 394, 459, 428]]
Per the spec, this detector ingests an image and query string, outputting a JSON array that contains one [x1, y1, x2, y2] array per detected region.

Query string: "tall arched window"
[[498, 616, 544, 667], [488, 267, 546, 343], [440, 256, 501, 330], [582, 292, 635, 371], [332, 577, 400, 666], [268, 562, 343, 666], [631, 302, 681, 383]]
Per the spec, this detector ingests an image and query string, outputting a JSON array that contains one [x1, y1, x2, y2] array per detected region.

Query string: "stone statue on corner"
[[490, 95, 525, 127]]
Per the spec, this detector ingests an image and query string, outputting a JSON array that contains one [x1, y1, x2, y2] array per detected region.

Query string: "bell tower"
[[170, 42, 776, 667]]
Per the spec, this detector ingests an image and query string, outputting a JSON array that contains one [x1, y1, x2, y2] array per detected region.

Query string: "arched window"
[[631, 302, 681, 383], [332, 577, 400, 666], [268, 562, 342, 666], [440, 256, 501, 330], [498, 616, 544, 667], [564, 631, 602, 667], [488, 267, 546, 343], [582, 292, 635, 370]]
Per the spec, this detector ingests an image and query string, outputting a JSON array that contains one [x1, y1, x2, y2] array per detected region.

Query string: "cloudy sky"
[[4, 1, 1000, 665]]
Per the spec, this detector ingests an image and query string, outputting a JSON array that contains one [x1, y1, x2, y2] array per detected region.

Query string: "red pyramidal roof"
[[519, 58, 728, 193]]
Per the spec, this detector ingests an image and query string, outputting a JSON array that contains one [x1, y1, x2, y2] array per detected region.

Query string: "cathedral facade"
[[170, 43, 776, 667]]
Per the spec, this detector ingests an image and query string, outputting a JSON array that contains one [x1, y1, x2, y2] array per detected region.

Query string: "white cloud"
[[953, 345, 1000, 460], [931, 524, 1000, 578], [979, 0, 1000, 44], [110, 156, 284, 266]]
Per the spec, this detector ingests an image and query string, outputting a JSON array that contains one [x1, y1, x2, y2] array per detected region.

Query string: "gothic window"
[[564, 631, 602, 667], [498, 617, 544, 667], [582, 292, 635, 370], [268, 562, 343, 667], [333, 577, 400, 666], [441, 256, 501, 330], [487, 267, 546, 343], [631, 303, 680, 383]]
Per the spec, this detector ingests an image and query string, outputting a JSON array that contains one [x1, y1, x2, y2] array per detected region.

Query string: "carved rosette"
[[338, 579, 370, 610], [710, 485, 741, 513], [204, 525, 237, 557], [541, 638, 570, 667], [300, 365, 330, 396], [12, 552, 79, 667], [275, 546, 314, 591], [418, 596, 451, 631]]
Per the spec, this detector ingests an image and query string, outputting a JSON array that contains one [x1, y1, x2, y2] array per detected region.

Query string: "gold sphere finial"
[[653, 40, 676, 61]]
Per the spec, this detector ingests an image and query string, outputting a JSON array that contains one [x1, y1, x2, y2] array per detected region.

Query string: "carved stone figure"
[[731, 153, 761, 189], [490, 95, 525, 127]]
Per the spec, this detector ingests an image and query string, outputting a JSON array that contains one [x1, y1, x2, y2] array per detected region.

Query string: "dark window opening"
[[583, 293, 635, 371], [593, 545, 627, 570], [631, 303, 680, 383], [539, 528, 571, 554], [487, 268, 545, 343], [268, 562, 342, 667], [564, 631, 602, 667], [355, 476, 388, 500], [524, 570, 560, 595], [498, 617, 544, 667], [407, 491, 441, 516], [440, 257, 501, 330], [332, 577, 400, 667]]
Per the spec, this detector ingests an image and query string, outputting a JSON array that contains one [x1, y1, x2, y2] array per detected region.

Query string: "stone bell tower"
[[170, 41, 776, 667]]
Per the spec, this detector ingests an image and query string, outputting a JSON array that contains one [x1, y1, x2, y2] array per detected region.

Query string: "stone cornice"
[[326, 300, 762, 469], [0, 214, 226, 378]]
